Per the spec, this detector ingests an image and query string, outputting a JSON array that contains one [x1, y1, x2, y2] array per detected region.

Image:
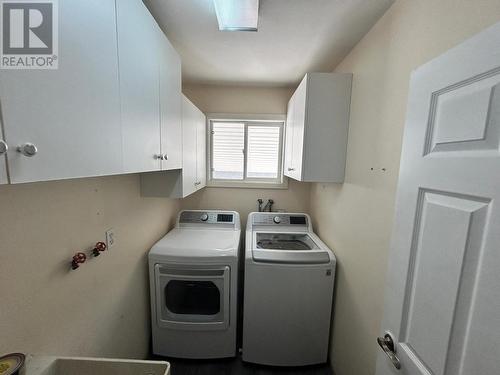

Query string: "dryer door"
[[155, 265, 230, 330]]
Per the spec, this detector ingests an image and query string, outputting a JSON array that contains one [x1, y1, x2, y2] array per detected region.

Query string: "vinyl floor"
[[162, 356, 334, 375]]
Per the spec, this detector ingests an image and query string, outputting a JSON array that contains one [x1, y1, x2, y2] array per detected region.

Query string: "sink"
[[20, 356, 170, 375]]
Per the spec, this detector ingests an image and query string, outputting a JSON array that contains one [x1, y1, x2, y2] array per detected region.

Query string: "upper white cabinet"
[[0, 0, 183, 184], [284, 73, 352, 183], [157, 26, 182, 171], [141, 95, 206, 198], [0, 0, 122, 183], [117, 0, 161, 174]]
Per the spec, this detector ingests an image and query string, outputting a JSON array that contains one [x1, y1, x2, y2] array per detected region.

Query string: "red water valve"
[[71, 252, 87, 270], [92, 241, 107, 257]]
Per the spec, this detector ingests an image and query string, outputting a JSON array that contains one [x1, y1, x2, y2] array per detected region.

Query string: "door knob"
[[0, 140, 7, 155], [377, 332, 401, 370], [17, 143, 38, 157]]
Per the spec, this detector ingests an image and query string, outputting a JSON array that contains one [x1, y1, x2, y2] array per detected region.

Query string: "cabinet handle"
[[17, 143, 37, 157], [0, 140, 8, 155], [287, 167, 295, 171], [155, 154, 164, 160]]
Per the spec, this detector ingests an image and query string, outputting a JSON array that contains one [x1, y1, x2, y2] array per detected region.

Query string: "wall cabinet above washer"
[[284, 73, 352, 183], [141, 95, 206, 198]]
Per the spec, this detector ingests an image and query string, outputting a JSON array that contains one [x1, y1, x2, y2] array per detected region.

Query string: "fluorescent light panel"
[[213, 0, 259, 31]]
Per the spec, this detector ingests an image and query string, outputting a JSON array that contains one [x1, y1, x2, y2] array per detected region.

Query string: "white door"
[[196, 110, 207, 189], [0, 127, 8, 184], [181, 95, 197, 197], [158, 27, 182, 171], [0, 0, 122, 183], [376, 22, 500, 375], [117, 0, 161, 173]]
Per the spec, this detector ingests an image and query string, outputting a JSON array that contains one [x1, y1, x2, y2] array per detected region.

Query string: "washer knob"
[[200, 213, 209, 222], [273, 216, 281, 224]]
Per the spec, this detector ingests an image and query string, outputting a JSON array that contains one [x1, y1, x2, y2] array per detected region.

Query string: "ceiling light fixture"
[[213, 0, 259, 31]]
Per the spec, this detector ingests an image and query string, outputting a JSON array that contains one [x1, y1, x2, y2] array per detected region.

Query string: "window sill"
[[206, 178, 289, 190]]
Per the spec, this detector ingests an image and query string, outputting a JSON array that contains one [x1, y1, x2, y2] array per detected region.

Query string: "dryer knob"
[[273, 216, 281, 224], [200, 213, 209, 222]]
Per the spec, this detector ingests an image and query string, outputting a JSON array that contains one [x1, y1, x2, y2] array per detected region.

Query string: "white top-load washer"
[[242, 212, 336, 366], [148, 210, 241, 359]]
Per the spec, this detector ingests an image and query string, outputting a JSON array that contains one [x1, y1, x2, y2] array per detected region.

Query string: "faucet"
[[257, 199, 263, 212], [263, 199, 274, 212]]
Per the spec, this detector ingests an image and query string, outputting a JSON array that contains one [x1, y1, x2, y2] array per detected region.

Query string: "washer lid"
[[252, 232, 331, 264], [256, 233, 320, 250], [149, 228, 240, 260]]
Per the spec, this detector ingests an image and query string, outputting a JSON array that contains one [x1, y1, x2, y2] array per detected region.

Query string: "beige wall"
[[309, 1, 500, 375], [0, 174, 180, 357], [182, 84, 310, 224]]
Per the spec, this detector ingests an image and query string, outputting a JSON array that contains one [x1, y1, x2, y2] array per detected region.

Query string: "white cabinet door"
[[284, 95, 295, 177], [290, 77, 307, 180], [181, 96, 198, 197], [195, 108, 207, 189], [375, 21, 500, 375], [0, 128, 8, 184], [117, 0, 161, 174], [158, 28, 182, 171], [0, 0, 122, 183]]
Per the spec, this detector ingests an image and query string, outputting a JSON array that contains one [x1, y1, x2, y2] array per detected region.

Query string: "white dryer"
[[149, 210, 241, 359], [242, 212, 336, 366]]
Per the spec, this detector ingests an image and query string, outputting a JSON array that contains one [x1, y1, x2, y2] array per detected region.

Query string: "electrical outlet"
[[106, 229, 115, 249]]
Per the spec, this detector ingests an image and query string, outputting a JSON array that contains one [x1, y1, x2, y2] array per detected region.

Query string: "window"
[[208, 115, 286, 188]]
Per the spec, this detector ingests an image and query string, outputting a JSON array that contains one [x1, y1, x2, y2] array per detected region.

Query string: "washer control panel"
[[180, 211, 235, 224], [252, 213, 308, 226]]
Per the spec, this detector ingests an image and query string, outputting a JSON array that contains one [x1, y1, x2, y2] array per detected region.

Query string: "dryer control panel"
[[179, 211, 236, 225]]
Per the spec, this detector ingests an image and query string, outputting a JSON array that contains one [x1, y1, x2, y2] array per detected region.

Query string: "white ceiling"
[[145, 0, 394, 87]]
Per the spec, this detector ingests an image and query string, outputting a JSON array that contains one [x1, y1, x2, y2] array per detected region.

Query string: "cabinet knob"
[[0, 140, 8, 155], [163, 154, 168, 160], [17, 143, 37, 157]]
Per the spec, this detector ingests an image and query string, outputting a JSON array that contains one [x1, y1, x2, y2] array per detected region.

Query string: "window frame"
[[206, 113, 288, 189]]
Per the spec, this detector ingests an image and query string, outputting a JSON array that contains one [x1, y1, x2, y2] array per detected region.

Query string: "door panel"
[[158, 27, 182, 171], [284, 95, 294, 177], [117, 0, 160, 173], [0, 0, 122, 183], [290, 76, 307, 180], [400, 191, 488, 375], [196, 109, 207, 189], [181, 96, 197, 197], [376, 21, 500, 375]]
